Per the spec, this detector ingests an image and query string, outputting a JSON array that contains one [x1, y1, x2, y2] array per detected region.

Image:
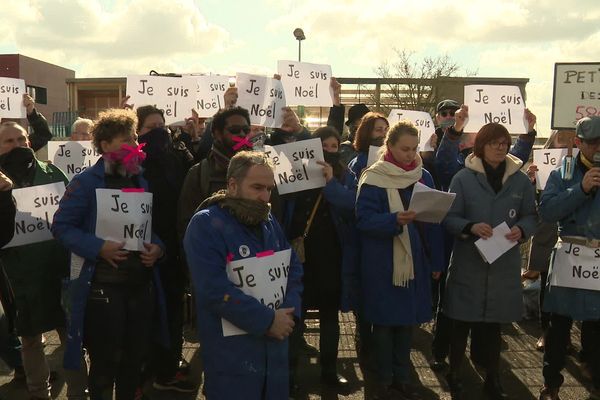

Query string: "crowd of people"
[[0, 76, 599, 400]]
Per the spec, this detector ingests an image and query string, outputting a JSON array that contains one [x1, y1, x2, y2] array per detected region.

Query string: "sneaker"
[[153, 377, 197, 393]]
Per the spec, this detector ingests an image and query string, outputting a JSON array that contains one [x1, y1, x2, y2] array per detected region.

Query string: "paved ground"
[[0, 312, 595, 399]]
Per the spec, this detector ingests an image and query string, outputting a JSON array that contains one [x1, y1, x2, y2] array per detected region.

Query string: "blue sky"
[[1, 0, 600, 135]]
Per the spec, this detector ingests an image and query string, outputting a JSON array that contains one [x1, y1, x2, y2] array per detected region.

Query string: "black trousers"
[[84, 281, 155, 400], [431, 272, 451, 361], [449, 319, 501, 377], [543, 313, 600, 389], [539, 271, 550, 331]]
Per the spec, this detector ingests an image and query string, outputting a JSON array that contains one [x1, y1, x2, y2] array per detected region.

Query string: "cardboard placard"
[[552, 62, 600, 129], [550, 241, 600, 291], [236, 73, 286, 128], [0, 77, 26, 119], [194, 75, 230, 117], [533, 148, 579, 190], [464, 85, 527, 134], [387, 109, 436, 151], [277, 60, 333, 107], [47, 141, 101, 180]]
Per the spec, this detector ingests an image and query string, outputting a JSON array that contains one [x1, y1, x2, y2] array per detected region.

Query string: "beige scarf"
[[357, 154, 423, 287], [464, 153, 523, 182]]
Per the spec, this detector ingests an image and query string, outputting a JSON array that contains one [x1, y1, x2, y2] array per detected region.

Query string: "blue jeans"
[[372, 324, 413, 385]]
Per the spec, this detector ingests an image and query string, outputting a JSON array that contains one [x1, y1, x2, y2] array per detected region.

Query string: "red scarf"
[[384, 150, 418, 171]]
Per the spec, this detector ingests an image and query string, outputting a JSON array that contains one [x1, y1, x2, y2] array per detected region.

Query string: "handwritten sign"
[[194, 75, 230, 117], [552, 63, 600, 129], [3, 182, 66, 248], [95, 189, 153, 251], [222, 249, 292, 336], [236, 73, 286, 128], [47, 141, 101, 180], [0, 77, 26, 119], [126, 75, 197, 125], [387, 109, 436, 151], [264, 138, 326, 195], [550, 241, 600, 291], [464, 85, 527, 134], [277, 60, 333, 107], [533, 148, 579, 190]]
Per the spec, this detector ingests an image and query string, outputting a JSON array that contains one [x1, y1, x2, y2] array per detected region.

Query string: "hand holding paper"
[[407, 182, 456, 223], [474, 222, 518, 264]]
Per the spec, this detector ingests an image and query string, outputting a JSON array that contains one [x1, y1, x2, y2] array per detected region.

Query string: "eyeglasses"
[[487, 140, 510, 149], [225, 125, 251, 135], [439, 110, 455, 117]]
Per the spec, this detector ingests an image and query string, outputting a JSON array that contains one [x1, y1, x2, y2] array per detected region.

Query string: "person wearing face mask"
[[285, 127, 358, 391], [348, 112, 390, 180], [538, 116, 600, 400], [183, 151, 303, 400], [0, 121, 70, 400], [356, 121, 444, 400], [52, 109, 167, 400]]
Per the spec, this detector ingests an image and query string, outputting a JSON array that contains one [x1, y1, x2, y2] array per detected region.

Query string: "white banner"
[[387, 109, 436, 151], [552, 63, 600, 129], [194, 75, 230, 117], [3, 182, 66, 248], [533, 148, 579, 190], [464, 85, 527, 134], [222, 249, 292, 336], [0, 77, 26, 119], [550, 241, 600, 291], [236, 73, 286, 128], [264, 138, 326, 194], [277, 60, 333, 107], [95, 189, 153, 251], [126, 75, 197, 125], [47, 141, 101, 180]]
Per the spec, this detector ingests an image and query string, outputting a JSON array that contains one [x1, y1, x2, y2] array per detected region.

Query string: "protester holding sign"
[[70, 118, 93, 141], [183, 151, 303, 400], [52, 109, 167, 400], [355, 121, 444, 400], [538, 116, 600, 400], [0, 121, 70, 399], [442, 123, 537, 400]]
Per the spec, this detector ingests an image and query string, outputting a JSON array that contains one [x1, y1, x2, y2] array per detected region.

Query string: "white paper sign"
[[194, 75, 230, 117], [222, 249, 292, 336], [552, 63, 600, 129], [533, 148, 579, 190], [0, 77, 26, 119], [387, 109, 436, 151], [47, 141, 101, 180], [366, 145, 384, 168], [550, 241, 600, 291], [236, 73, 286, 128], [95, 189, 153, 251], [464, 85, 527, 134], [408, 182, 456, 223], [277, 60, 333, 107], [475, 222, 518, 264], [3, 182, 66, 248], [126, 75, 197, 125], [264, 138, 326, 195]]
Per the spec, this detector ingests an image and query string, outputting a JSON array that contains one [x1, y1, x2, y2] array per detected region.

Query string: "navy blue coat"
[[51, 158, 168, 369], [356, 170, 444, 326], [184, 205, 303, 400]]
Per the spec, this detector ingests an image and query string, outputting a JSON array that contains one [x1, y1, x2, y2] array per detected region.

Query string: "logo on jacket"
[[239, 245, 251, 258], [509, 209, 517, 219]]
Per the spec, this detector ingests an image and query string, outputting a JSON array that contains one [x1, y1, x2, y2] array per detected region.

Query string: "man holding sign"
[[539, 116, 600, 400], [184, 151, 303, 400]]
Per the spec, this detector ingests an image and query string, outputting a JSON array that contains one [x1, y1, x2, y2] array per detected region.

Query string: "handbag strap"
[[302, 192, 323, 238]]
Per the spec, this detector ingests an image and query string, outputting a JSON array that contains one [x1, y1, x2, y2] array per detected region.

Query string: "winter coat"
[[0, 190, 17, 326], [356, 169, 444, 326], [442, 154, 537, 323], [0, 160, 69, 337], [51, 158, 168, 369], [348, 151, 369, 182], [184, 205, 303, 400], [539, 155, 600, 320]]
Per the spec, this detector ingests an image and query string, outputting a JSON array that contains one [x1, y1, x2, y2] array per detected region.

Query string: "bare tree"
[[368, 49, 475, 115]]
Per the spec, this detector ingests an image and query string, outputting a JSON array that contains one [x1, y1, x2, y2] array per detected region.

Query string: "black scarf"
[[482, 159, 506, 194]]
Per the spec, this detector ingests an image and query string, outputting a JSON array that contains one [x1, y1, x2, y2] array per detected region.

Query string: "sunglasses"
[[439, 110, 455, 117], [225, 125, 251, 135]]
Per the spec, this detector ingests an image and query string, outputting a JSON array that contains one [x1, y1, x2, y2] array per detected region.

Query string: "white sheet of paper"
[[236, 73, 286, 128], [475, 222, 518, 264], [0, 77, 27, 118], [463, 85, 527, 134], [70, 253, 85, 280], [277, 60, 333, 107], [533, 148, 579, 190], [263, 138, 326, 194], [550, 240, 600, 291], [47, 141, 101, 180], [408, 182, 456, 223], [193, 75, 230, 117], [387, 109, 436, 151], [2, 182, 66, 248], [221, 249, 292, 336], [366, 145, 383, 168]]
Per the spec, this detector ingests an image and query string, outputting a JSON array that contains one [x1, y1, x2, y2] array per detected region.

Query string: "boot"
[[483, 374, 509, 399], [538, 385, 560, 400]]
